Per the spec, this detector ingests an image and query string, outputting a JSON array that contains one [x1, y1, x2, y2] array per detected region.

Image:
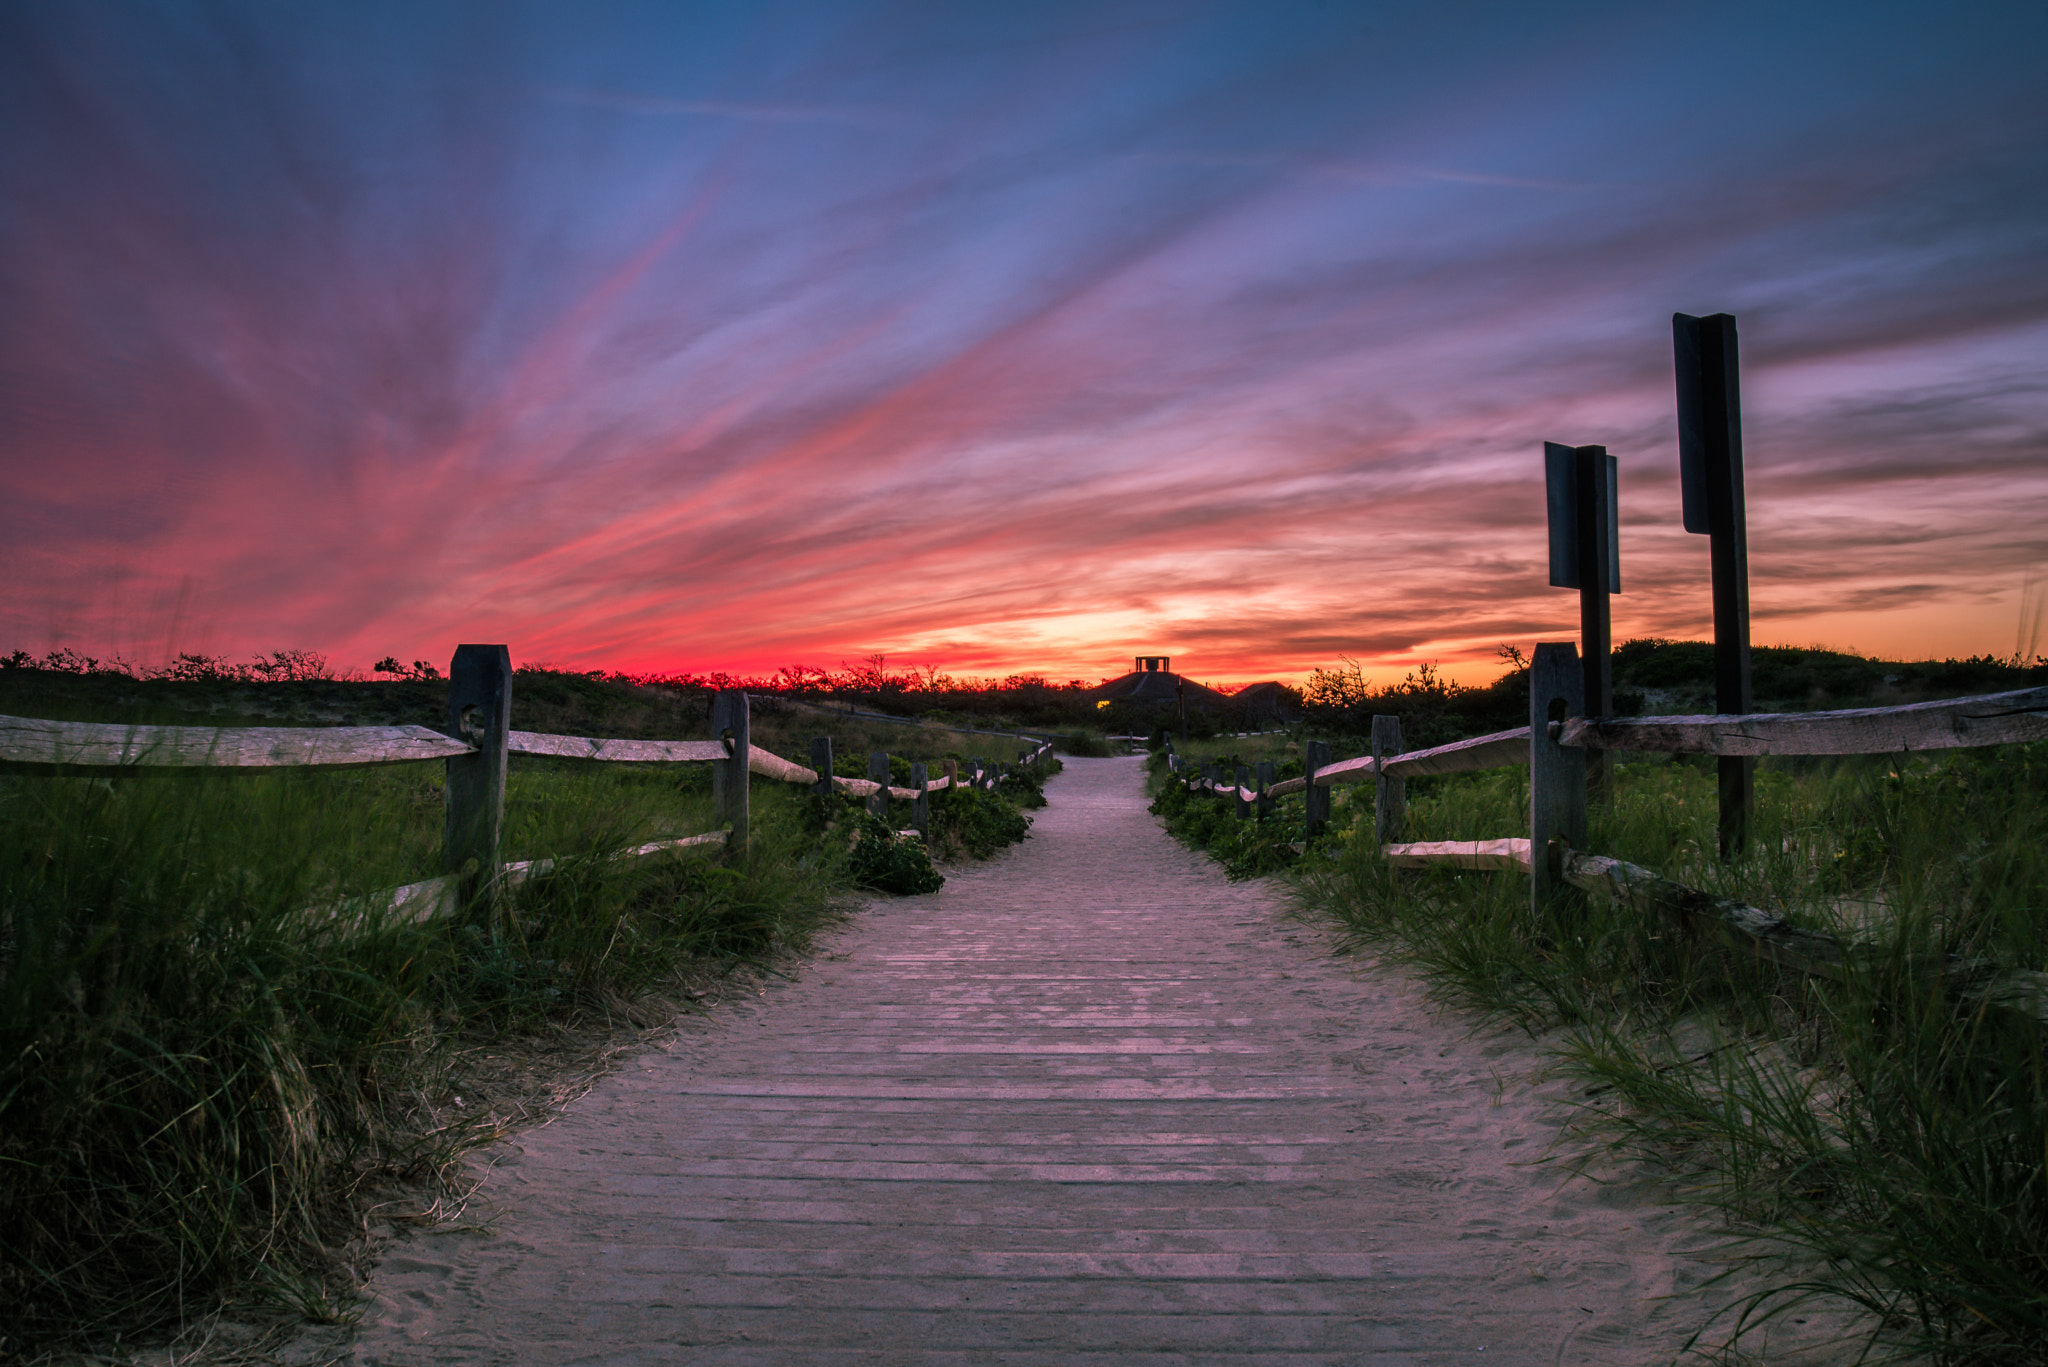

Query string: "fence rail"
[[1163, 648, 2048, 1028], [0, 715, 475, 769], [1557, 685, 2048, 756], [3, 645, 1056, 925]]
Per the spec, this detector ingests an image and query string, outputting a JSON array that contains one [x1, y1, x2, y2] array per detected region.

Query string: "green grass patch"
[[1292, 746, 2048, 1363], [0, 688, 1055, 1353]]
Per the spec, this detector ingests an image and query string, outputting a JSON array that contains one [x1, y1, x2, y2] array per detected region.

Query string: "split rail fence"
[[1164, 648, 2048, 1024], [0, 644, 1052, 924]]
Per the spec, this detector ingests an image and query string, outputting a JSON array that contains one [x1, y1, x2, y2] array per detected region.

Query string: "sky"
[[3, 1, 2045, 689]]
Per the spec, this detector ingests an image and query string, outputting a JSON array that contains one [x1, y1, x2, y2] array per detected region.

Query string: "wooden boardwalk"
[[351, 756, 1837, 1366]]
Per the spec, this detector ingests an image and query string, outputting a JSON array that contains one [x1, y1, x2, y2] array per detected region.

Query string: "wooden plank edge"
[[1558, 684, 2048, 757], [1381, 727, 1531, 778], [1383, 838, 1532, 871], [508, 731, 726, 763], [314, 831, 732, 930], [0, 714, 474, 769], [1558, 845, 2048, 1027]]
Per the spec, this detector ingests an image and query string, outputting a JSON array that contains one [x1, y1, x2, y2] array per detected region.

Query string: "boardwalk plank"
[[349, 757, 1862, 1367]]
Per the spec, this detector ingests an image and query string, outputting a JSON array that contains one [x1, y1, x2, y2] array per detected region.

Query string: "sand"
[[345, 755, 1865, 1365]]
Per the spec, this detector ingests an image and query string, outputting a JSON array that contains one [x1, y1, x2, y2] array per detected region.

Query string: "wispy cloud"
[[539, 86, 905, 130], [2, 1, 2044, 683]]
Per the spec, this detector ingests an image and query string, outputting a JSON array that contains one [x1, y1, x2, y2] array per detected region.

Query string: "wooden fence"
[[0, 643, 1054, 924], [1163, 649, 2048, 1023]]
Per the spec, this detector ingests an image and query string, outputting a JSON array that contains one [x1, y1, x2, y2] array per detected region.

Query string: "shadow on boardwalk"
[[348, 756, 1860, 1366]]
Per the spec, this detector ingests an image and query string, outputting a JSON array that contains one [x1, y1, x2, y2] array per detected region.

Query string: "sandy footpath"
[[346, 755, 1861, 1366]]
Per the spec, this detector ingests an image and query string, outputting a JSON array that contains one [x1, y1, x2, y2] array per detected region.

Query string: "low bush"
[[928, 784, 1032, 859], [1061, 730, 1117, 757], [843, 811, 945, 895], [1148, 769, 1327, 880]]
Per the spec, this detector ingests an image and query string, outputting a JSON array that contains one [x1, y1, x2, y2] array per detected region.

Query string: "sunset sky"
[[4, 2, 2044, 689]]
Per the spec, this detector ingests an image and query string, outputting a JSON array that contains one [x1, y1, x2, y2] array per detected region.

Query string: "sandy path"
[[349, 755, 1851, 1366]]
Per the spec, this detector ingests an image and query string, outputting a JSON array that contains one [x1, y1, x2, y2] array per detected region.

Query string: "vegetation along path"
[[349, 757, 1851, 1366]]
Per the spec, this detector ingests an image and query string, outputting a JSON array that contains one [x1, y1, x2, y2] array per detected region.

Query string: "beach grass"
[[0, 679, 1054, 1354], [1289, 746, 2048, 1363]]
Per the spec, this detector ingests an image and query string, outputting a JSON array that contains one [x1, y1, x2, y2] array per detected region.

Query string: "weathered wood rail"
[[1162, 654, 2048, 1027], [2, 643, 1054, 923]]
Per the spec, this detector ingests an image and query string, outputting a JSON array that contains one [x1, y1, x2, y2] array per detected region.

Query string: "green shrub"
[[1149, 776, 1310, 880], [1062, 730, 1117, 757], [844, 811, 944, 895], [929, 784, 1032, 858]]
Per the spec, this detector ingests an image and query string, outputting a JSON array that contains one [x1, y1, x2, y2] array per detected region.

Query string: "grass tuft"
[[1292, 745, 2048, 1363]]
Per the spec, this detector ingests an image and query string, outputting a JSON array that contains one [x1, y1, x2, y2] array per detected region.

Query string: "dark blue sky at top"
[[3, 1, 2044, 680]]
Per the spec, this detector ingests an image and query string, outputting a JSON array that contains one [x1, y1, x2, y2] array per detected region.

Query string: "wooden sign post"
[[1545, 441, 1619, 801], [711, 690, 751, 855], [445, 644, 511, 914], [1674, 312, 1754, 857]]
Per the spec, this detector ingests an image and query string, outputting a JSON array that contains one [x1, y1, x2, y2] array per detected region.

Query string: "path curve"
[[350, 756, 1845, 1366]]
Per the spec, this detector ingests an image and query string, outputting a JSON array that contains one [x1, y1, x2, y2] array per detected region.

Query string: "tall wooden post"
[[911, 762, 930, 837], [1371, 715, 1406, 845], [711, 690, 750, 855], [1546, 441, 1619, 804], [1675, 311, 1754, 857], [1255, 759, 1276, 818], [1528, 642, 1587, 912], [1304, 738, 1331, 838], [445, 644, 511, 912], [810, 736, 834, 798], [867, 752, 890, 820]]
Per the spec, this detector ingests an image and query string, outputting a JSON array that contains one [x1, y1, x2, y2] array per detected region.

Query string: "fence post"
[[445, 644, 511, 913], [1234, 764, 1252, 820], [811, 736, 834, 798], [1371, 715, 1406, 846], [1304, 738, 1330, 839], [944, 758, 958, 790], [1529, 642, 1587, 911], [867, 752, 890, 820], [1204, 760, 1222, 793], [972, 756, 985, 791], [1255, 759, 1276, 818], [711, 690, 751, 855], [912, 762, 929, 837]]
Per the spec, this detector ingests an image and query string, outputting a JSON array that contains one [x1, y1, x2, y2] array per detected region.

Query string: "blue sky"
[[4, 1, 2044, 683]]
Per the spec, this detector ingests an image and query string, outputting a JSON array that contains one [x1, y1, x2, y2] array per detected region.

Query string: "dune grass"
[[0, 757, 841, 1351], [0, 668, 1071, 1355], [1292, 746, 2048, 1363]]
